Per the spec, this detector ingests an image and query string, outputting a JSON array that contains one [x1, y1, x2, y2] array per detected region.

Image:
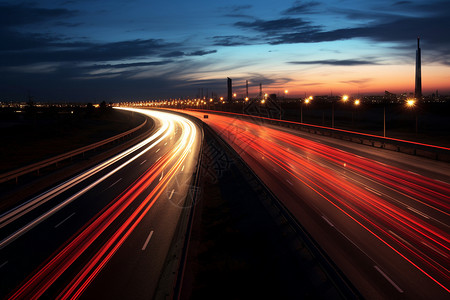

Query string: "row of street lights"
[[301, 94, 417, 135]]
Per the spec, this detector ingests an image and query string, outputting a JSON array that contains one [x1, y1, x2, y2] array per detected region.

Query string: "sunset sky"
[[1, 0, 449, 101]]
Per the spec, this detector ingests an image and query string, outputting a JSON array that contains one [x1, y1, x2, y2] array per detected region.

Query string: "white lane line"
[[106, 178, 122, 190], [407, 206, 430, 219], [434, 179, 448, 184], [408, 171, 420, 176], [422, 241, 448, 258], [168, 189, 175, 200], [159, 171, 164, 181], [374, 265, 404, 293], [273, 168, 280, 174], [322, 216, 334, 227], [364, 186, 382, 196], [181, 165, 185, 172], [286, 179, 293, 186], [0, 261, 8, 269], [54, 212, 76, 229], [141, 230, 154, 251], [388, 230, 413, 248], [140, 159, 147, 165], [156, 148, 160, 153], [164, 142, 167, 146]]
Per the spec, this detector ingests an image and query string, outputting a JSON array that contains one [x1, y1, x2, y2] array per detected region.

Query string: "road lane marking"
[[168, 189, 175, 200], [434, 179, 448, 184], [408, 171, 420, 176], [181, 165, 185, 172], [140, 159, 147, 165], [164, 142, 167, 146], [159, 171, 164, 181], [364, 186, 382, 196], [422, 241, 448, 258], [54, 212, 76, 229], [286, 179, 293, 186], [156, 148, 160, 153], [322, 216, 334, 227], [388, 230, 413, 248], [105, 178, 122, 190], [273, 168, 280, 174], [374, 265, 403, 293], [0, 261, 8, 269], [407, 206, 430, 219], [142, 230, 154, 251]]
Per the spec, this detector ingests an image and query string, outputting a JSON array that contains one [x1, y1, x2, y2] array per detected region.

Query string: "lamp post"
[[301, 97, 311, 123], [243, 97, 249, 114], [353, 99, 360, 128], [406, 98, 417, 134]]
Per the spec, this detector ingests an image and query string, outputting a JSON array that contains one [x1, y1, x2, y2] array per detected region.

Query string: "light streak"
[[180, 110, 450, 294], [7, 110, 199, 299]]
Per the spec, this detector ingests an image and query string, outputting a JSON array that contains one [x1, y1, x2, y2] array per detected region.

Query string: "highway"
[[181, 110, 450, 299], [0, 108, 202, 299]]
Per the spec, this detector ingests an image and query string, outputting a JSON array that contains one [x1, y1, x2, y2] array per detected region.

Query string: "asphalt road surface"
[[181, 109, 450, 300], [0, 108, 202, 299]]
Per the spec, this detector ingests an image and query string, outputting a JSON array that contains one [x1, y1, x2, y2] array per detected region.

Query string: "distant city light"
[[354, 99, 360, 105], [406, 99, 416, 107]]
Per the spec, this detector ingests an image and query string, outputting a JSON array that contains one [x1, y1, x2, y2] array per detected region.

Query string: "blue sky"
[[1, 0, 449, 101]]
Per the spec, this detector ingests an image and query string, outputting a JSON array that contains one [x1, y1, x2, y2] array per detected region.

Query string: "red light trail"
[[6, 109, 198, 299], [180, 110, 450, 295]]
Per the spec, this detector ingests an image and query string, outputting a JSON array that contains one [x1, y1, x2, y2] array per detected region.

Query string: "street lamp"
[[301, 98, 310, 123], [406, 98, 417, 134], [351, 99, 360, 128]]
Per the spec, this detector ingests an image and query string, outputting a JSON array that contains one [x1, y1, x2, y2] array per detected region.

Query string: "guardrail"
[[188, 109, 450, 162], [0, 118, 148, 184]]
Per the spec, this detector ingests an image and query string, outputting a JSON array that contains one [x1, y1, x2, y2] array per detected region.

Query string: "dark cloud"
[[282, 1, 321, 15], [211, 35, 254, 46], [225, 0, 450, 65], [53, 21, 83, 27], [289, 59, 378, 66], [340, 79, 373, 87], [267, 2, 450, 65], [235, 18, 311, 33], [0, 3, 77, 27], [85, 61, 174, 69], [392, 1, 413, 6], [187, 50, 217, 56], [159, 51, 185, 58], [0, 33, 178, 66], [230, 5, 253, 13]]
